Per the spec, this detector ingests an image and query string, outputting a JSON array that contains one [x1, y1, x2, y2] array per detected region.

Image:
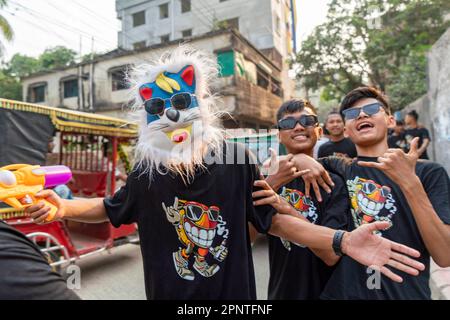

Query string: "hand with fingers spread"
[[263, 148, 310, 192], [24, 190, 65, 224], [342, 221, 425, 283], [358, 137, 420, 186], [291, 153, 335, 202]]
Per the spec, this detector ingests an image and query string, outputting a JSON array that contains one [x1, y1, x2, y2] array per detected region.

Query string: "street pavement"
[[73, 238, 447, 300]]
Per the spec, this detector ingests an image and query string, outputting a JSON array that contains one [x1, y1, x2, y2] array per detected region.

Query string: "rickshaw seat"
[[69, 171, 107, 198]]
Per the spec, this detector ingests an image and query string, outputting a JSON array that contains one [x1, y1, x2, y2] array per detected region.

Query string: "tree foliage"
[[0, 46, 77, 100], [293, 0, 450, 110]]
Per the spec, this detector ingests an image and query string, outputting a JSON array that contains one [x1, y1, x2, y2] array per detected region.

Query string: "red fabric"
[[69, 171, 107, 197]]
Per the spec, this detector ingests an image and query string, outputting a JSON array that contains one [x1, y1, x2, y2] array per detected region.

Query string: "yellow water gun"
[[0, 164, 72, 222]]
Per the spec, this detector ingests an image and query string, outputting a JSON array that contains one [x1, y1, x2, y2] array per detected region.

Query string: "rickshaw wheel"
[[40, 248, 63, 274], [26, 232, 70, 275]]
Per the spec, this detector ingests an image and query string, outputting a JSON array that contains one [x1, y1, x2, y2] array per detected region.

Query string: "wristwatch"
[[332, 230, 347, 257]]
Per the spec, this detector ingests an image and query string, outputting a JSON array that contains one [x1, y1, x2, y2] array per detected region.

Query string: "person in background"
[[318, 111, 357, 159], [313, 123, 329, 159], [388, 120, 407, 150], [404, 110, 431, 160]]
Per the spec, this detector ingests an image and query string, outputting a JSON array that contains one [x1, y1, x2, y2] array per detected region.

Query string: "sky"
[[1, 0, 330, 61]]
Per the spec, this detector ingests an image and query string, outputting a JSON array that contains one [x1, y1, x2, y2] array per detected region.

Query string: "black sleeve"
[[0, 222, 80, 300], [421, 128, 431, 141], [317, 144, 327, 158], [320, 174, 350, 231], [244, 147, 276, 234], [421, 164, 450, 225], [347, 140, 358, 158], [103, 169, 140, 227], [318, 156, 350, 180]]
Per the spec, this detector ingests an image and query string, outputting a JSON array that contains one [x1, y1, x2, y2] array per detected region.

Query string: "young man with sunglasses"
[[290, 86, 450, 299], [256, 99, 350, 299]]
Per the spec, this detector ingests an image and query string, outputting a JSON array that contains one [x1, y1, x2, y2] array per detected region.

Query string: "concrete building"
[[116, 0, 297, 98], [21, 29, 283, 129]]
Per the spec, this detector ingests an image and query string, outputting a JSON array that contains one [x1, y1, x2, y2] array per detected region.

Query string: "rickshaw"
[[0, 98, 138, 270]]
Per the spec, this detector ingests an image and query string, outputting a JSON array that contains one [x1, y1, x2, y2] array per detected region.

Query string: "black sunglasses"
[[144, 93, 197, 116], [186, 204, 220, 222], [278, 115, 318, 130], [341, 103, 384, 121]]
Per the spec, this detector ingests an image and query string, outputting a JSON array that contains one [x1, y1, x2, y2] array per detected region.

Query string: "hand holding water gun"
[[0, 164, 72, 222]]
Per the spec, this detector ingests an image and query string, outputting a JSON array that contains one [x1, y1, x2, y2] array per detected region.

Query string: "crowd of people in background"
[[314, 109, 431, 162]]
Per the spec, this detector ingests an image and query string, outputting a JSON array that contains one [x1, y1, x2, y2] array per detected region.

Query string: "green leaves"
[[0, 0, 14, 55], [39, 46, 77, 70], [0, 46, 77, 101]]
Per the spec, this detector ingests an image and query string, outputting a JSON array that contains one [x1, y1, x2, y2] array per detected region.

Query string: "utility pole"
[[171, 0, 175, 40], [78, 35, 83, 111], [89, 36, 95, 112]]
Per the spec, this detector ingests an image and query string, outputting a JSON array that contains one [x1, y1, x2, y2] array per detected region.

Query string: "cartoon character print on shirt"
[[162, 197, 229, 281], [347, 176, 397, 235], [279, 187, 318, 251]]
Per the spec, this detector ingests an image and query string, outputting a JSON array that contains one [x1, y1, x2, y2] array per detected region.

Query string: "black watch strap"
[[332, 230, 346, 257]]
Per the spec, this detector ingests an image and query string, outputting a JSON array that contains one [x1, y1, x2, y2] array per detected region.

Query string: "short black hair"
[[276, 99, 317, 121], [325, 110, 343, 123], [407, 110, 419, 121], [396, 120, 404, 126], [340, 86, 391, 116]]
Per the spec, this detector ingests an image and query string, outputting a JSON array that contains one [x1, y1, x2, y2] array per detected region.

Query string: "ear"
[[139, 86, 153, 101], [180, 65, 195, 87], [315, 126, 323, 139], [343, 126, 349, 138], [387, 115, 396, 129]]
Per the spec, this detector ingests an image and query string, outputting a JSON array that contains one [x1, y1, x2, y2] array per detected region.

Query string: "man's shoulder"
[[329, 172, 347, 185], [416, 160, 448, 178], [319, 140, 334, 149]]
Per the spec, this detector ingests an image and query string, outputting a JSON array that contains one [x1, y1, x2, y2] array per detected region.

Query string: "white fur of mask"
[[127, 45, 226, 184]]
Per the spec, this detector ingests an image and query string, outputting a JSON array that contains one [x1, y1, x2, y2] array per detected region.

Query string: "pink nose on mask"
[[172, 132, 188, 143]]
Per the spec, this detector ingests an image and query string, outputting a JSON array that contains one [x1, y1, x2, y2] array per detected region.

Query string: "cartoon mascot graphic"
[[163, 197, 229, 281], [278, 187, 318, 250], [348, 177, 397, 232]]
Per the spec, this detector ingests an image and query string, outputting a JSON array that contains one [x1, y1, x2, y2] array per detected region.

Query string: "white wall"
[[22, 33, 234, 113], [117, 0, 281, 51]]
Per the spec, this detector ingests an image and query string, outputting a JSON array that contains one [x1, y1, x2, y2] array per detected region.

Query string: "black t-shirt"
[[404, 128, 431, 160], [0, 220, 80, 300], [103, 142, 275, 300], [388, 133, 408, 150], [267, 173, 349, 300], [318, 138, 357, 159], [318, 156, 450, 300]]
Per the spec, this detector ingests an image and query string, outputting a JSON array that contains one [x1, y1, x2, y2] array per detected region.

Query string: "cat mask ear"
[[180, 65, 195, 88]]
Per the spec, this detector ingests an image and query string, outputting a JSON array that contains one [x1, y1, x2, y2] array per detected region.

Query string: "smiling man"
[[262, 100, 350, 300], [318, 111, 357, 159], [291, 86, 450, 299]]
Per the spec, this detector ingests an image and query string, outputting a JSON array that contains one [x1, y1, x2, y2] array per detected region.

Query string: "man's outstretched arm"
[[25, 190, 108, 224], [253, 180, 425, 283], [359, 138, 450, 267]]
